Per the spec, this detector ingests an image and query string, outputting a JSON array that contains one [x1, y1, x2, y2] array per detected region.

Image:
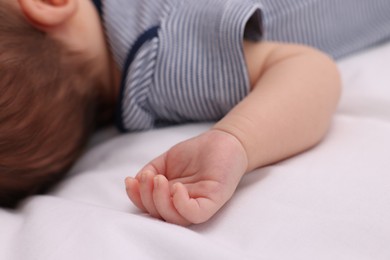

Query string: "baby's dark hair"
[[0, 2, 102, 207]]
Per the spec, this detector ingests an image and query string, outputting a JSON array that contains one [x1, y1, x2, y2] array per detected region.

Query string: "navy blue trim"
[[115, 26, 160, 132], [92, 0, 103, 16]]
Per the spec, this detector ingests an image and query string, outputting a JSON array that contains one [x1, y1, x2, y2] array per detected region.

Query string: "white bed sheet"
[[1, 42, 390, 260]]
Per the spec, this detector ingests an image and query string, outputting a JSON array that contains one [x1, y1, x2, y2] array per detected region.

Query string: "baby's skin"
[[126, 129, 247, 226]]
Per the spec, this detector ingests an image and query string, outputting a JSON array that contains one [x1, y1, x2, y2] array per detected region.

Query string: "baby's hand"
[[125, 129, 248, 226]]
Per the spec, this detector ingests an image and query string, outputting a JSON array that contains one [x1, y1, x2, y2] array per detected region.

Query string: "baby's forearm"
[[213, 42, 341, 172]]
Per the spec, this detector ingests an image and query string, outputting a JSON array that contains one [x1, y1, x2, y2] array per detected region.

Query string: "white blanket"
[[1, 42, 390, 260]]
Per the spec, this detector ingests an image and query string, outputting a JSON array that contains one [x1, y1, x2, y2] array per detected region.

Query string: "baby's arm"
[[215, 41, 341, 172], [125, 41, 341, 226]]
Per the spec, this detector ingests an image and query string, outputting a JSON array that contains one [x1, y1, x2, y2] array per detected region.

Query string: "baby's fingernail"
[[140, 172, 147, 183], [124, 177, 132, 187]]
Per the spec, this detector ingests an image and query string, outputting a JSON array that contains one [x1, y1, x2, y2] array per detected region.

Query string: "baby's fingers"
[[152, 176, 191, 226], [125, 177, 147, 212], [172, 183, 218, 224], [138, 171, 161, 218]]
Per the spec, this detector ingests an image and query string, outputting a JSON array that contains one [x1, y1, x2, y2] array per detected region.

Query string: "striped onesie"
[[92, 0, 390, 132]]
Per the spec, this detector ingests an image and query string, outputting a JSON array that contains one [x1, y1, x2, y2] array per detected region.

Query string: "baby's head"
[[0, 0, 115, 207]]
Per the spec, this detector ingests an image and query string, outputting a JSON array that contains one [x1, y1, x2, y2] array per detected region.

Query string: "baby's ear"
[[18, 0, 77, 31]]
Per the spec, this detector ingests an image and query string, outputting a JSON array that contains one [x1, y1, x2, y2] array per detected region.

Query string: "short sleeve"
[[149, 0, 264, 124], [117, 0, 264, 132]]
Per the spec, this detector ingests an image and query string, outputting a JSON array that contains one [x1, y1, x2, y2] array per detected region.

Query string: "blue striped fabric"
[[98, 0, 390, 132], [259, 0, 390, 58]]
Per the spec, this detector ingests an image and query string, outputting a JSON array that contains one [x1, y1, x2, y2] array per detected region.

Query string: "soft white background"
[[1, 42, 390, 260]]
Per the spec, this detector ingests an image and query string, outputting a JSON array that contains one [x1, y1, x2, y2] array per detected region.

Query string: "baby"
[[0, 0, 388, 226]]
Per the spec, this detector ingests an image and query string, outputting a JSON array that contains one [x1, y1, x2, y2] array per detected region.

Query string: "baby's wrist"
[[208, 127, 249, 173]]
